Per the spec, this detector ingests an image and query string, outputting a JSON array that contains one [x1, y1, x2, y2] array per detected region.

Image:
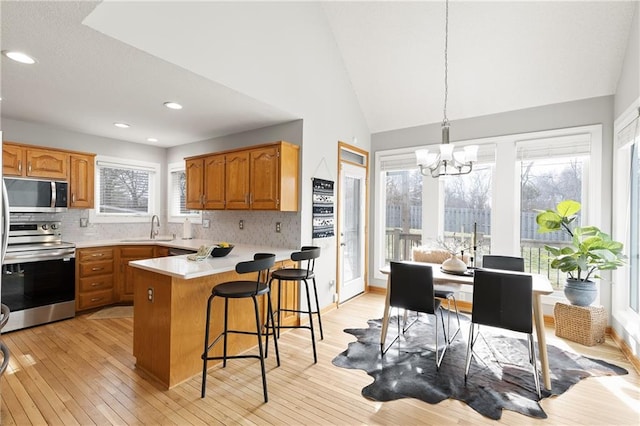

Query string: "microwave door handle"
[[2, 180, 9, 265], [50, 180, 56, 208]]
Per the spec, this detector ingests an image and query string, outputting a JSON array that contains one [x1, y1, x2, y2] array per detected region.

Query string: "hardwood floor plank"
[[1, 293, 639, 425]]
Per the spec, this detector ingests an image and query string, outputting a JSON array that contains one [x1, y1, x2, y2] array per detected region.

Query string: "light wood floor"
[[1, 292, 639, 425]]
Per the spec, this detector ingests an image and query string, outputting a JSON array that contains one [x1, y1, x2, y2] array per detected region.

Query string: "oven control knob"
[[41, 224, 49, 230], [51, 223, 59, 230]]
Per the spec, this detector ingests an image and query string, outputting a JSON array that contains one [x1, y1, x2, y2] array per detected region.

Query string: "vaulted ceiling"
[[1, 1, 636, 147]]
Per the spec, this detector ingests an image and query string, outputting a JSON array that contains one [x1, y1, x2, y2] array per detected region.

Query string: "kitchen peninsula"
[[128, 244, 296, 389]]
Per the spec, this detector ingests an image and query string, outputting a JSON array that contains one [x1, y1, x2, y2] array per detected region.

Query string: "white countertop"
[[73, 237, 217, 250], [128, 244, 295, 280]]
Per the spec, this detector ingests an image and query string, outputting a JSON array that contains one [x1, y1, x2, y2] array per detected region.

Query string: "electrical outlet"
[[79, 218, 88, 227], [275, 222, 281, 233], [202, 219, 210, 228], [239, 219, 244, 230], [147, 287, 154, 302]]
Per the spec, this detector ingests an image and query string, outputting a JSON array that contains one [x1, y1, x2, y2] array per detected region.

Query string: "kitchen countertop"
[[128, 243, 294, 280], [73, 237, 220, 250]]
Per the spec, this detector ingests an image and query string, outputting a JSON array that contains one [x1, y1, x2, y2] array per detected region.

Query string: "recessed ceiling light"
[[114, 122, 130, 129], [2, 50, 37, 65], [147, 137, 159, 143], [163, 101, 183, 110]]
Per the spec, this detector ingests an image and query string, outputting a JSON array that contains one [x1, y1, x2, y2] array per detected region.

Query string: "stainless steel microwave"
[[3, 177, 68, 213]]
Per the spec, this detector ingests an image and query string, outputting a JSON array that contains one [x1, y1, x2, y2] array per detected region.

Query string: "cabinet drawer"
[[79, 260, 114, 277], [79, 275, 114, 292], [78, 289, 114, 310], [120, 246, 155, 258], [78, 247, 114, 262]]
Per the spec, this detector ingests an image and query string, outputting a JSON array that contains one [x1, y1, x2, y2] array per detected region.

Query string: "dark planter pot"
[[564, 278, 597, 306]]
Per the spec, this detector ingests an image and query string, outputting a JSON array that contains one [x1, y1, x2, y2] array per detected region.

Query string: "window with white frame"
[[517, 135, 591, 291], [167, 162, 202, 223], [91, 156, 160, 223]]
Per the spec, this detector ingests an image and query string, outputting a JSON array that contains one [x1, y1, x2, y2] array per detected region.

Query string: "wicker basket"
[[554, 302, 606, 346]]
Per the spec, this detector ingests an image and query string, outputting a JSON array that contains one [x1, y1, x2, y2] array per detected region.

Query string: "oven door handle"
[[3, 250, 75, 264]]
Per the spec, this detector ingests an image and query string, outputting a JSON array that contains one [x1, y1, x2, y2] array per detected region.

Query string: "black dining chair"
[[267, 246, 322, 363], [464, 269, 541, 399], [482, 255, 525, 272], [201, 253, 279, 403], [382, 261, 449, 369]]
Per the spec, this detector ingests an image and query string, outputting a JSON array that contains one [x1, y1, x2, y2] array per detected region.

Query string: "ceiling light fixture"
[[415, 0, 477, 178], [2, 50, 37, 65], [147, 137, 159, 143], [114, 122, 130, 129], [163, 101, 183, 110]]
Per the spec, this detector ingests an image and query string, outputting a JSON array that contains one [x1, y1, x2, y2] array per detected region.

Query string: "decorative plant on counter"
[[536, 199, 626, 305]]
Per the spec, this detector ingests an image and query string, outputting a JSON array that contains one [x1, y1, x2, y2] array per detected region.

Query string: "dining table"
[[379, 262, 555, 390]]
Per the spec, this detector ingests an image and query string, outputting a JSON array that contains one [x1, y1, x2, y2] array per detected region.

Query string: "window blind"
[[516, 133, 591, 160], [98, 165, 150, 214]]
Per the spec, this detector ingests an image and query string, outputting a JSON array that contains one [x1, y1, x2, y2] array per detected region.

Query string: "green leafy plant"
[[536, 200, 626, 282]]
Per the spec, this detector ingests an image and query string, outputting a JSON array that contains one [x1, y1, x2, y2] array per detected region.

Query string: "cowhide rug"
[[332, 313, 627, 420]]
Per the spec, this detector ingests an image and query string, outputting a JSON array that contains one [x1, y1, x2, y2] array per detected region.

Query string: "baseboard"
[[609, 328, 640, 374]]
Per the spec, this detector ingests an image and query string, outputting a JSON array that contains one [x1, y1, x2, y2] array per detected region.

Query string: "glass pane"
[[384, 169, 422, 262], [630, 143, 639, 312], [520, 156, 585, 290], [443, 165, 492, 265], [343, 176, 361, 282], [99, 167, 150, 214]]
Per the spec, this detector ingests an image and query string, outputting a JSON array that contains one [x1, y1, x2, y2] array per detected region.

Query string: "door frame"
[[336, 141, 369, 305]]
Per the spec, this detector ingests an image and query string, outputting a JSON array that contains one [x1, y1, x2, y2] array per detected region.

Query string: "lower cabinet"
[[76, 247, 115, 311], [117, 246, 156, 303]]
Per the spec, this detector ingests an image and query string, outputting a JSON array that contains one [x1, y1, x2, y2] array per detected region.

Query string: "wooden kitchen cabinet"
[[185, 141, 299, 211], [225, 150, 251, 209], [76, 247, 115, 311], [69, 153, 95, 208], [185, 154, 226, 210], [2, 142, 68, 179], [2, 144, 24, 176], [117, 246, 156, 302]]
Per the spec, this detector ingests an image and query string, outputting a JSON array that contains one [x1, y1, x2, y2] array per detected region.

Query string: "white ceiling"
[[1, 1, 636, 148]]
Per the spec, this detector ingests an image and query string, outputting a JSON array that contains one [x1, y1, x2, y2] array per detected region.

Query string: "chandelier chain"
[[443, 0, 449, 126]]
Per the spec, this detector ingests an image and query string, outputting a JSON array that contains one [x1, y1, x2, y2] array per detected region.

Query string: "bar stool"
[[201, 253, 279, 403], [268, 246, 322, 363]]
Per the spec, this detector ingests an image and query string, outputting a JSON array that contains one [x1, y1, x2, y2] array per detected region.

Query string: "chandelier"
[[416, 0, 478, 178]]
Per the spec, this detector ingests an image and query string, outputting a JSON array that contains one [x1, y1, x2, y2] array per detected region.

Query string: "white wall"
[[614, 3, 639, 118]]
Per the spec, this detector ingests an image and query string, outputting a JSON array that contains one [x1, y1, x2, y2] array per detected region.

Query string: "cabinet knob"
[[18, 160, 22, 173], [91, 267, 103, 271], [90, 297, 103, 302], [91, 282, 100, 287], [91, 253, 104, 257], [28, 161, 32, 173], [72, 193, 76, 203]]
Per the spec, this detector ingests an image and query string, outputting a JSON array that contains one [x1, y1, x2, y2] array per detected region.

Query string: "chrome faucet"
[[150, 215, 160, 239]]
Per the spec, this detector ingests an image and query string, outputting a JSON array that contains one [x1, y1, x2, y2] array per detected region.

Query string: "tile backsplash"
[[11, 209, 302, 249]]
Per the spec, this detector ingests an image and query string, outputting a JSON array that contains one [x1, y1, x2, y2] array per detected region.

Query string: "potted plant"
[[536, 200, 626, 306]]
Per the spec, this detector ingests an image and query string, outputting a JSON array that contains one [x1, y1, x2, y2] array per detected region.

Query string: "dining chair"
[[481, 255, 525, 272], [464, 269, 541, 399], [382, 261, 449, 369], [201, 253, 279, 402], [412, 248, 462, 343]]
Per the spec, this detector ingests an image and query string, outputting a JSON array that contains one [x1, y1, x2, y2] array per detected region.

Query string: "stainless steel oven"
[[1, 221, 75, 332]]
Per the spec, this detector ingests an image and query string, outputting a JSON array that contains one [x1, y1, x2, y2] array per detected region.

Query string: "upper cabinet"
[[3, 141, 95, 208], [186, 154, 226, 210], [3, 143, 67, 179], [69, 153, 95, 208], [185, 141, 299, 212]]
